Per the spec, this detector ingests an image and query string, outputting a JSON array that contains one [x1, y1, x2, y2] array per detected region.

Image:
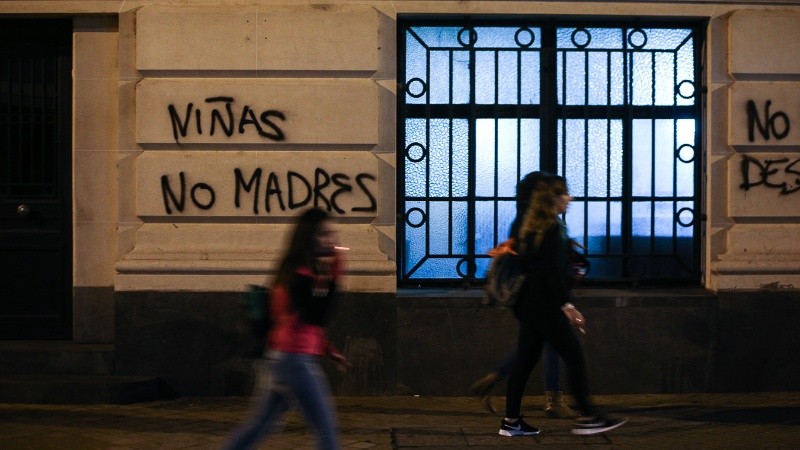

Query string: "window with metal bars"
[[397, 18, 705, 287]]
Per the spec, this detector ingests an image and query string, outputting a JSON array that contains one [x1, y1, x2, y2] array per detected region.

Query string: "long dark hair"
[[275, 208, 330, 286]]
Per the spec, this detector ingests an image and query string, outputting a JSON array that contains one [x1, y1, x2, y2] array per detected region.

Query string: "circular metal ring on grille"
[[456, 257, 475, 279], [457, 27, 477, 47], [571, 28, 591, 49], [405, 207, 427, 228], [677, 80, 695, 99], [406, 78, 427, 98], [515, 27, 536, 48], [676, 144, 695, 163], [626, 257, 647, 278], [676, 207, 695, 227], [627, 28, 647, 49], [405, 143, 427, 163]]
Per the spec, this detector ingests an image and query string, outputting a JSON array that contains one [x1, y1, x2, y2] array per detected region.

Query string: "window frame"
[[397, 16, 707, 288]]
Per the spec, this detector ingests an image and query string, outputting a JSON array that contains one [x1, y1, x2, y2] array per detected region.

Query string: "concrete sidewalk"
[[1, 392, 798, 449]]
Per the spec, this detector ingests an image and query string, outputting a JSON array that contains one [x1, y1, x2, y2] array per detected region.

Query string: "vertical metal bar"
[[448, 50, 454, 259], [583, 46, 590, 252], [606, 51, 612, 255], [622, 27, 632, 278], [672, 49, 680, 257], [468, 26, 477, 280], [651, 52, 657, 257], [425, 43, 431, 264]]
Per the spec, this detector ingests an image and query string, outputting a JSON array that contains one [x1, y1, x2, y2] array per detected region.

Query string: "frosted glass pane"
[[638, 28, 691, 50], [498, 200, 516, 240], [475, 119, 496, 197], [429, 201, 450, 254], [476, 51, 496, 104], [677, 201, 694, 237], [520, 51, 540, 105], [404, 119, 427, 197], [410, 259, 461, 279], [498, 51, 519, 104], [409, 27, 463, 48], [452, 201, 468, 253], [587, 120, 609, 197], [404, 201, 427, 273], [429, 51, 451, 104], [556, 52, 564, 104], [632, 202, 652, 257], [557, 28, 623, 49], [560, 120, 586, 196], [520, 119, 540, 175], [610, 120, 623, 196], [475, 201, 495, 255], [405, 31, 428, 104], [632, 119, 653, 197], [588, 52, 609, 105], [654, 120, 675, 197], [452, 119, 470, 196], [429, 119, 451, 197], [676, 40, 695, 106], [610, 52, 624, 105], [609, 202, 622, 253], [453, 51, 470, 104], [654, 53, 675, 106], [631, 52, 653, 105], [587, 201, 609, 253], [497, 119, 519, 197], [564, 52, 586, 105], [475, 27, 541, 48], [676, 119, 695, 197], [654, 201, 674, 239], [565, 200, 585, 241]]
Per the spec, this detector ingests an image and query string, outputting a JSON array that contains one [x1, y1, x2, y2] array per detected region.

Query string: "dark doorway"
[[0, 19, 73, 339]]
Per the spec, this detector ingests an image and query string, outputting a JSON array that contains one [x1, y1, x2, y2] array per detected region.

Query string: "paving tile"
[[0, 393, 798, 449]]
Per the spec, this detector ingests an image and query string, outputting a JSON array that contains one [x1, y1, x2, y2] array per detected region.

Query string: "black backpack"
[[241, 284, 272, 358]]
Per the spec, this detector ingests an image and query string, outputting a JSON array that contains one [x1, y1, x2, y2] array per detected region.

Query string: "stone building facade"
[[2, 1, 800, 396]]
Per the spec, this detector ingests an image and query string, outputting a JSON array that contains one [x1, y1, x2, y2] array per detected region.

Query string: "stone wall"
[[115, 289, 800, 396]]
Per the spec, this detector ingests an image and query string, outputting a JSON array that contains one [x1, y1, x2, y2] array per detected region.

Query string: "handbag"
[[482, 239, 527, 307]]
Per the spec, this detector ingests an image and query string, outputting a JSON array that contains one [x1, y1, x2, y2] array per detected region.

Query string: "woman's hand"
[[327, 348, 352, 372], [561, 302, 586, 335]]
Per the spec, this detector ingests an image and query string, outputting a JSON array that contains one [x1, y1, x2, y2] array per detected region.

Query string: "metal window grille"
[[0, 26, 66, 198], [398, 18, 705, 287]]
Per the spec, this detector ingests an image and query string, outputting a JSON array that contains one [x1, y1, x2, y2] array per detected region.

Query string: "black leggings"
[[504, 312, 595, 419]]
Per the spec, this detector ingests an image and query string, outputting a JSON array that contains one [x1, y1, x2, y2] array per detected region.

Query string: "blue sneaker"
[[499, 417, 540, 436]]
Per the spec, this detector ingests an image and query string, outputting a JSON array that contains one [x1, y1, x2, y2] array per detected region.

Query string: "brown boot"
[[470, 372, 500, 415], [543, 391, 578, 418]]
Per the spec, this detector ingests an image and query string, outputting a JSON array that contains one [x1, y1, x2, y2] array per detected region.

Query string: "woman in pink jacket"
[[225, 208, 349, 450]]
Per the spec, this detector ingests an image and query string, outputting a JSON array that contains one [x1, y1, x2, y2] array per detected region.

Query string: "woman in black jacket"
[[499, 174, 626, 437]]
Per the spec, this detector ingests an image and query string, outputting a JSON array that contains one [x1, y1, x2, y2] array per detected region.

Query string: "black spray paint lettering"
[[161, 172, 217, 214], [168, 97, 285, 143], [232, 168, 376, 214], [740, 155, 800, 195], [229, 168, 377, 215], [747, 100, 791, 142]]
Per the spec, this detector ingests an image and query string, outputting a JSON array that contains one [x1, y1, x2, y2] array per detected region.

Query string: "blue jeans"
[[496, 341, 561, 391], [224, 351, 340, 450]]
